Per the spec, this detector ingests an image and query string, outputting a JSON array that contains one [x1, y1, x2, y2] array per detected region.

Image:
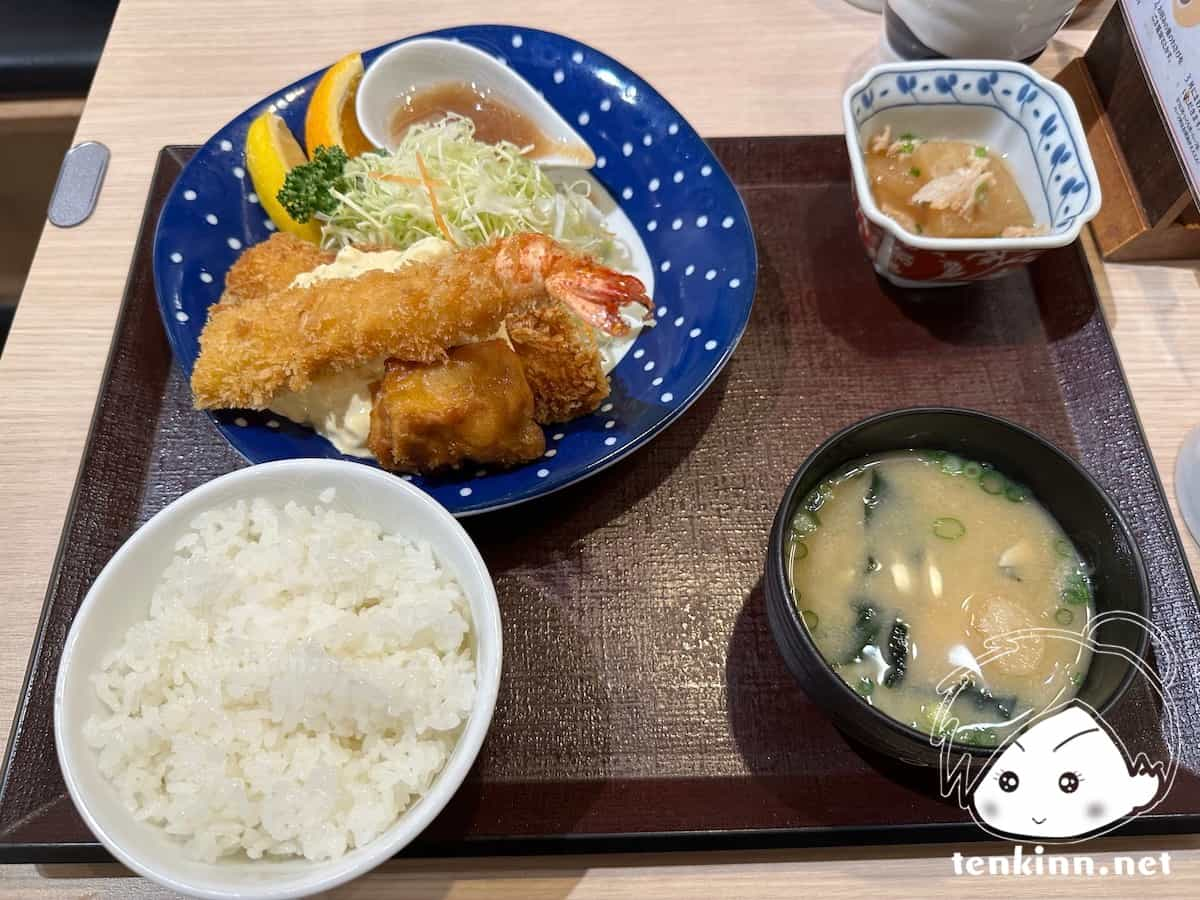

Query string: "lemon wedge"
[[306, 52, 374, 157], [244, 111, 322, 242]]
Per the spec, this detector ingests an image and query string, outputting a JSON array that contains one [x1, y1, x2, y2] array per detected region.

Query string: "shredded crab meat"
[[869, 126, 923, 158], [910, 157, 995, 221], [886, 138, 921, 158], [869, 126, 892, 154]]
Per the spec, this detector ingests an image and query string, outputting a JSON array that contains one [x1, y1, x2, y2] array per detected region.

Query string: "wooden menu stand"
[[1056, 4, 1200, 261]]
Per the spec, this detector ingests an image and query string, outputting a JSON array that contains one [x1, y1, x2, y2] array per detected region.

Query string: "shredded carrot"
[[415, 153, 457, 246], [369, 172, 443, 188], [369, 173, 423, 187]]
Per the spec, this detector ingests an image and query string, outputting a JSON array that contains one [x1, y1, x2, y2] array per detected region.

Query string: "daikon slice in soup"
[[864, 131, 1042, 239], [786, 450, 1093, 747]]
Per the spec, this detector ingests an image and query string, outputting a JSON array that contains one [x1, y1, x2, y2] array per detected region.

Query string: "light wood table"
[[2, 0, 1197, 896]]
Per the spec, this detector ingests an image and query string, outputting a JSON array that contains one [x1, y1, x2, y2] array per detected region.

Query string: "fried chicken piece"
[[506, 302, 610, 424], [191, 233, 651, 410], [367, 340, 545, 472], [222, 232, 333, 303]]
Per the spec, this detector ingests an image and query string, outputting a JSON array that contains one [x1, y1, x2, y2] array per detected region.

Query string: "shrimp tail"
[[495, 232, 653, 337], [546, 266, 652, 336]]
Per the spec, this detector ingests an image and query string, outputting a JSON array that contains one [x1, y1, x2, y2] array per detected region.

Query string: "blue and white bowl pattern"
[[845, 61, 1100, 243], [153, 25, 757, 516]]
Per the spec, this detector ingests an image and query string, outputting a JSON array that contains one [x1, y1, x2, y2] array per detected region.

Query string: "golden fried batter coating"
[[367, 341, 545, 472], [222, 232, 333, 303], [191, 234, 649, 411], [506, 303, 609, 424]]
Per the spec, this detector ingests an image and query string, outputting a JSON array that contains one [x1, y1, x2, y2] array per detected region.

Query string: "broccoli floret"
[[276, 145, 349, 223]]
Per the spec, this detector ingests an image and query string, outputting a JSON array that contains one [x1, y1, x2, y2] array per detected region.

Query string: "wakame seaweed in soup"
[[785, 450, 1094, 747]]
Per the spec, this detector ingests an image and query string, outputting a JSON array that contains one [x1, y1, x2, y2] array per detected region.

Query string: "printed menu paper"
[[1120, 0, 1200, 201]]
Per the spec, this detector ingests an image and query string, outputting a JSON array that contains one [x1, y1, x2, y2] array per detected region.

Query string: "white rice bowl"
[[52, 465, 496, 900], [82, 494, 476, 862]]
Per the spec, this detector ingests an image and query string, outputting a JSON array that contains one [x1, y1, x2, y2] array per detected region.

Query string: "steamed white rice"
[[83, 492, 476, 862]]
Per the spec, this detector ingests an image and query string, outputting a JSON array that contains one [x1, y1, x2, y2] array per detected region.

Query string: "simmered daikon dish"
[[786, 450, 1094, 747], [865, 129, 1044, 239]]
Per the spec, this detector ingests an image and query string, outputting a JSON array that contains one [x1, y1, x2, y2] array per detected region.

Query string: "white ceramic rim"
[[842, 59, 1102, 252], [354, 36, 592, 158], [53, 459, 502, 900]]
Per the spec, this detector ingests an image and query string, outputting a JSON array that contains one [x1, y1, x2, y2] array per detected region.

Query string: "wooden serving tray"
[[3, 138, 1199, 863]]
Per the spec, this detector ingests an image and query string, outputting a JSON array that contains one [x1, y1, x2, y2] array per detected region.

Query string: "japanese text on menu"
[[1121, 0, 1200, 201]]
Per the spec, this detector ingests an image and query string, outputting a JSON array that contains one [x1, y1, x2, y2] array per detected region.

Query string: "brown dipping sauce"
[[389, 82, 571, 158]]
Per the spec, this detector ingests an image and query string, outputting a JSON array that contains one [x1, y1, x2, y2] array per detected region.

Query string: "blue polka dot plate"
[[152, 25, 756, 515]]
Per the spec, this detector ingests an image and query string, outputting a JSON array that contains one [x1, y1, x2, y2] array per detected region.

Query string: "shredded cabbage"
[[320, 115, 617, 260]]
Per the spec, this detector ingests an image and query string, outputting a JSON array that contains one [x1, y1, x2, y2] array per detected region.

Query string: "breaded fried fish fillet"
[[222, 232, 333, 303], [191, 233, 651, 411]]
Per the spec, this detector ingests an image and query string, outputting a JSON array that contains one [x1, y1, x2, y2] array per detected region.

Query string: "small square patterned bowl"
[[843, 60, 1101, 287]]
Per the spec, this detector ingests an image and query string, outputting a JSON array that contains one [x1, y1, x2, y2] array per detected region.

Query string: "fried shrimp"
[[191, 233, 652, 410], [506, 302, 610, 424]]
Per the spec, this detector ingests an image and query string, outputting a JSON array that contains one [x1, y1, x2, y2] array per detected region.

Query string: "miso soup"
[[786, 450, 1093, 747]]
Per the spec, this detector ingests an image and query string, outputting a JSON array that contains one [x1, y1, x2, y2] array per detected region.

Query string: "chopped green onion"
[[898, 140, 915, 155], [1004, 482, 1030, 503], [804, 481, 833, 513], [955, 728, 979, 747], [940, 454, 964, 475], [974, 145, 988, 158], [1054, 538, 1074, 558], [1054, 607, 1074, 626], [979, 471, 1006, 494], [909, 166, 921, 177], [956, 727, 998, 748], [900, 132, 917, 141], [855, 677, 875, 697], [1070, 670, 1085, 687], [801, 609, 820, 631], [933, 517, 967, 540], [791, 509, 820, 537], [926, 713, 947, 736], [962, 461, 983, 479], [1062, 572, 1091, 606]]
